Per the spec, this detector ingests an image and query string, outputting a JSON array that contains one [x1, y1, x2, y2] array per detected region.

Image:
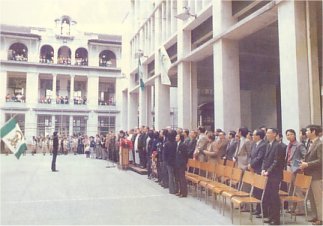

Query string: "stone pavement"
[[1, 154, 310, 225]]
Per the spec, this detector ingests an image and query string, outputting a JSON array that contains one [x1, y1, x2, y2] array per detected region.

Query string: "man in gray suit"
[[234, 127, 252, 171], [193, 127, 209, 162], [299, 125, 322, 225]]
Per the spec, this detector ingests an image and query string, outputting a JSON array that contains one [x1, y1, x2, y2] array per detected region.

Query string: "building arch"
[[40, 44, 54, 63], [99, 50, 116, 67], [75, 47, 88, 66], [57, 46, 71, 65], [8, 42, 28, 61]]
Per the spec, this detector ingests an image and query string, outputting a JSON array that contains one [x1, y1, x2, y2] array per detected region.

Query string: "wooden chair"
[[279, 170, 293, 196], [219, 167, 243, 215], [230, 173, 268, 224], [220, 170, 253, 215], [185, 159, 200, 193], [280, 173, 312, 224], [198, 162, 216, 202], [225, 159, 235, 168]]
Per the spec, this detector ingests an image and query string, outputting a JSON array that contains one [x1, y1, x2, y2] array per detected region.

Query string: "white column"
[[128, 92, 138, 129], [191, 62, 198, 129], [25, 111, 37, 143], [122, 90, 128, 130], [70, 74, 75, 104], [87, 76, 99, 108], [213, 39, 240, 132], [139, 87, 147, 126], [154, 77, 170, 130], [26, 72, 39, 106], [177, 22, 193, 128], [87, 112, 97, 136], [0, 71, 7, 108], [177, 62, 193, 129], [212, 0, 240, 132], [52, 74, 57, 104], [51, 115, 56, 133], [69, 115, 73, 136], [306, 1, 321, 124], [278, 1, 311, 135], [0, 71, 6, 126]]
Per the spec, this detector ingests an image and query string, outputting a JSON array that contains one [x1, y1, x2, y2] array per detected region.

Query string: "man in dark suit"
[[223, 131, 238, 161], [299, 125, 322, 225], [248, 129, 266, 216], [51, 131, 59, 172], [175, 133, 189, 197], [261, 128, 285, 225]]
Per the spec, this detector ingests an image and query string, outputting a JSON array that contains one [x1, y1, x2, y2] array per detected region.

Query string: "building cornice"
[[0, 60, 122, 77], [0, 31, 41, 40]]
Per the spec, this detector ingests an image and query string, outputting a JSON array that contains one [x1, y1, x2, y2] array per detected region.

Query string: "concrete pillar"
[[306, 1, 321, 125], [69, 115, 73, 136], [25, 111, 37, 143], [87, 76, 99, 108], [177, 62, 193, 129], [213, 39, 240, 132], [51, 115, 56, 134], [0, 71, 7, 108], [212, 0, 240, 132], [154, 77, 170, 130], [122, 90, 128, 130], [128, 92, 139, 129], [70, 74, 75, 104], [87, 112, 97, 136], [26, 72, 39, 106], [139, 87, 147, 126], [191, 63, 198, 129], [52, 74, 57, 104], [177, 22, 193, 129], [278, 1, 311, 135]]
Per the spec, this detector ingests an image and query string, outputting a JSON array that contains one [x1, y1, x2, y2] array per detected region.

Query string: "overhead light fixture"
[[175, 6, 197, 20]]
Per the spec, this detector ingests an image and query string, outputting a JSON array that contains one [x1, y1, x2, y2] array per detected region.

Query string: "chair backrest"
[[187, 158, 195, 171], [199, 161, 209, 175], [282, 170, 293, 184], [294, 173, 312, 191], [214, 164, 225, 181], [253, 173, 267, 190], [205, 162, 216, 179], [230, 167, 243, 187], [223, 165, 233, 179], [241, 170, 254, 187], [226, 159, 235, 168], [218, 159, 225, 165]]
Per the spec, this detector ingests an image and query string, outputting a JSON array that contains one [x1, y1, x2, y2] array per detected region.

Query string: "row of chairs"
[[185, 159, 312, 225]]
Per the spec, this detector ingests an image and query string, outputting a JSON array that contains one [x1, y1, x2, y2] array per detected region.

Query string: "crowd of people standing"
[[120, 124, 322, 225]]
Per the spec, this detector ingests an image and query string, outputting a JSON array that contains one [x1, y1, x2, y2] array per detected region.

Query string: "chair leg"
[[231, 202, 234, 224], [239, 204, 242, 225], [282, 201, 285, 225], [249, 203, 253, 222], [304, 200, 308, 221], [260, 202, 264, 225]]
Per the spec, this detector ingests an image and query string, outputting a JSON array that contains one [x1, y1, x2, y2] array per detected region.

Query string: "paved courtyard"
[[1, 154, 309, 225]]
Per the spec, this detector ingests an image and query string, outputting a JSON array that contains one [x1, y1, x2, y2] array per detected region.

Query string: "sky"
[[0, 0, 130, 35]]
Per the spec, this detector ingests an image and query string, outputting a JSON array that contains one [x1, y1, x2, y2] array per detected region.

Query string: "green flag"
[[0, 118, 27, 159]]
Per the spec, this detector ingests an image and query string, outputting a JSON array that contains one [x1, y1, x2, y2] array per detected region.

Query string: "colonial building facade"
[[122, 0, 322, 134], [0, 15, 124, 144]]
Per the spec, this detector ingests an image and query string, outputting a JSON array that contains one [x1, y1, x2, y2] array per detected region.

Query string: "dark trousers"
[[175, 166, 188, 196], [263, 176, 281, 223], [161, 162, 169, 188], [167, 165, 176, 194], [51, 151, 57, 171], [139, 149, 147, 168]]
